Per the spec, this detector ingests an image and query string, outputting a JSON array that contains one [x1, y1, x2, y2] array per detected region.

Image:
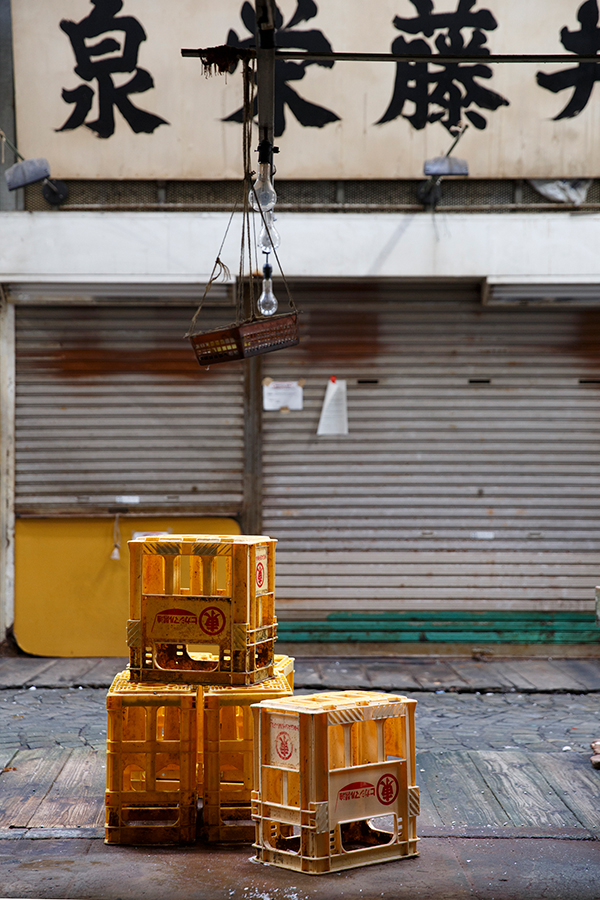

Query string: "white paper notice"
[[317, 377, 348, 435], [263, 381, 303, 411]]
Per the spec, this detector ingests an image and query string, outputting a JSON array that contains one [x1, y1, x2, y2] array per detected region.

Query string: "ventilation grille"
[[24, 179, 600, 212]]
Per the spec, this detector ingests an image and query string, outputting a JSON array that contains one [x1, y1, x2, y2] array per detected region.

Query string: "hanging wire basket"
[[189, 311, 299, 366]]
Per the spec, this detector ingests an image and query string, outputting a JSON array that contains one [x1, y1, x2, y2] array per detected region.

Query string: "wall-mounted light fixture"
[[1, 129, 68, 206], [418, 124, 469, 210]]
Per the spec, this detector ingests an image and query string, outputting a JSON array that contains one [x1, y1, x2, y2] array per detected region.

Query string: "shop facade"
[[2, 0, 600, 651]]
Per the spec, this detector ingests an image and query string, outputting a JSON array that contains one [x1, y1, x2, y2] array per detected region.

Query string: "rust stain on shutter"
[[301, 310, 379, 361], [16, 340, 208, 378]]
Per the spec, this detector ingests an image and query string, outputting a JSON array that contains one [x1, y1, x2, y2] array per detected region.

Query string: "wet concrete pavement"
[[0, 836, 598, 900], [0, 656, 598, 899], [1, 686, 599, 757]]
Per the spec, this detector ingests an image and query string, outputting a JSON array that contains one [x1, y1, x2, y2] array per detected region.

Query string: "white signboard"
[[317, 377, 348, 435], [329, 761, 402, 829], [263, 380, 303, 411], [269, 714, 300, 768], [11, 1, 600, 179], [254, 545, 269, 594]]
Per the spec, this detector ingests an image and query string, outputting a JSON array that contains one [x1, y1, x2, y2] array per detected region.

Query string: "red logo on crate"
[[376, 773, 399, 806], [275, 731, 294, 760], [199, 606, 226, 636], [152, 608, 198, 630], [256, 562, 265, 589], [337, 781, 376, 804]]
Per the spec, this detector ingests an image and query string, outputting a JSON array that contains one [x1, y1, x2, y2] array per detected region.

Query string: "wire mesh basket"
[[189, 312, 298, 365]]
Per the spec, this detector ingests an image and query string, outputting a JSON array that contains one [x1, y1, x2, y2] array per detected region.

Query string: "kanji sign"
[[11, 1, 600, 178]]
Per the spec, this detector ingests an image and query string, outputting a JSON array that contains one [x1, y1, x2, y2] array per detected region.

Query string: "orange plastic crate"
[[104, 656, 294, 846], [251, 691, 419, 874], [105, 672, 199, 845], [127, 534, 277, 686], [200, 664, 293, 842]]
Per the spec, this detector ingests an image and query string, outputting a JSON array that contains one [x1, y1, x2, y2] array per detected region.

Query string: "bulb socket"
[[258, 139, 273, 165]]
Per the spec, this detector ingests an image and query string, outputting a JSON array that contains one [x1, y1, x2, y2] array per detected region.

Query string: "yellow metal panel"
[[14, 518, 240, 657]]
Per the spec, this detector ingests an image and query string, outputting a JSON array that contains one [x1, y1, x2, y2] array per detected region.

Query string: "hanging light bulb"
[[258, 262, 278, 316], [249, 162, 277, 212], [258, 210, 281, 255]]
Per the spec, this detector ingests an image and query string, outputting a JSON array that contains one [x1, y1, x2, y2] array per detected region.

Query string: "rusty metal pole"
[[253, 0, 277, 198], [242, 277, 263, 535], [254, 0, 276, 153], [241, 2, 275, 536]]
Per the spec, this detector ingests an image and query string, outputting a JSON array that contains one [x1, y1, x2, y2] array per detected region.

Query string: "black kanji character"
[[225, 0, 340, 137], [57, 0, 168, 139], [537, 0, 600, 119], [377, 0, 509, 132]]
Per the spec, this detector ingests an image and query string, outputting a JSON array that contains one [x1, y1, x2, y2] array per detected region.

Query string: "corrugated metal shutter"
[[14, 299, 244, 517], [262, 282, 600, 617]]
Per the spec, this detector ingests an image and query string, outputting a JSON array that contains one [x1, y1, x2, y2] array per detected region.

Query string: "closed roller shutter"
[[15, 297, 244, 517], [262, 282, 600, 618]]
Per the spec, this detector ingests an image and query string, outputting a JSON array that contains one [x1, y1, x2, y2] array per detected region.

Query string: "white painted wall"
[[1, 211, 600, 284]]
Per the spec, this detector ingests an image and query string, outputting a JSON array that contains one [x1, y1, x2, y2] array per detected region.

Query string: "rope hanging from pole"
[[185, 46, 298, 365]]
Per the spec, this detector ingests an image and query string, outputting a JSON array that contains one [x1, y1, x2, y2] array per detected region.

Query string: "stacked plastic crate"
[[251, 690, 420, 873], [104, 532, 420, 873], [105, 533, 293, 845]]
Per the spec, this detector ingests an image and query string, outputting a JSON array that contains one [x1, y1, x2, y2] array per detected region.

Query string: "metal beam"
[[275, 50, 600, 65], [182, 47, 600, 65]]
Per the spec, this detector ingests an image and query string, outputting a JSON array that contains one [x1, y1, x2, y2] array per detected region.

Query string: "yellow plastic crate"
[[272, 652, 294, 691], [105, 672, 199, 845], [200, 662, 294, 843], [127, 534, 277, 686], [104, 656, 294, 846], [251, 690, 419, 874]]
